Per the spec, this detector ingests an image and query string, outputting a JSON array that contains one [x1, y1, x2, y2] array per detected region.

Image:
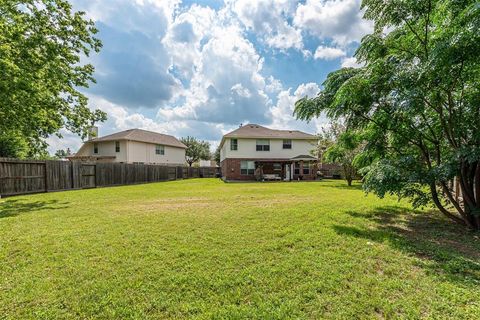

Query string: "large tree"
[[295, 0, 480, 229], [180, 136, 211, 167], [0, 0, 106, 156]]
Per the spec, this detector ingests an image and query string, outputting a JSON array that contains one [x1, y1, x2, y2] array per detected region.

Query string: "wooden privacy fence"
[[0, 158, 219, 197]]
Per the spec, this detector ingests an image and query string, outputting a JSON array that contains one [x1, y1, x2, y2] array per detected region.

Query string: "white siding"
[[221, 138, 317, 160], [75, 140, 185, 164], [76, 140, 128, 162], [127, 141, 185, 165]]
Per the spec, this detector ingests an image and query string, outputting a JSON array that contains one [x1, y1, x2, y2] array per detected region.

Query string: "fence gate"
[[80, 164, 96, 189]]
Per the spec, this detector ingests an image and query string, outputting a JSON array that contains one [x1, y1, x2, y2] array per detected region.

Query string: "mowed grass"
[[1, 179, 480, 319]]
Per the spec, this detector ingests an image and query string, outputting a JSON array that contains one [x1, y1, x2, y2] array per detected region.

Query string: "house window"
[[93, 143, 98, 154], [230, 139, 238, 151], [273, 163, 282, 171], [303, 162, 311, 175], [294, 162, 300, 175], [283, 139, 292, 149], [115, 141, 120, 153], [240, 161, 255, 175], [256, 139, 270, 151], [156, 145, 165, 155]]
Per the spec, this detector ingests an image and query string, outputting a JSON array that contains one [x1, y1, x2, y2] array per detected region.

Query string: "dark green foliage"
[[214, 144, 221, 166], [0, 0, 107, 154], [0, 133, 28, 158], [295, 0, 480, 229], [180, 136, 211, 167], [314, 122, 363, 186]]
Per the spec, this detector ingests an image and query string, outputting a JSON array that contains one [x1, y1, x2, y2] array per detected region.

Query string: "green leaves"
[[180, 136, 211, 167], [294, 0, 480, 227], [0, 0, 106, 156]]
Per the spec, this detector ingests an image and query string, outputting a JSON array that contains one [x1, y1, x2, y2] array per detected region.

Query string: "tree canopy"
[[0, 0, 106, 156], [180, 136, 211, 167], [295, 0, 480, 229]]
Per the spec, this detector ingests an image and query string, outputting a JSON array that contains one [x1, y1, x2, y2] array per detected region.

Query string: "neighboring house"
[[70, 128, 187, 165], [199, 160, 218, 167], [219, 124, 318, 181]]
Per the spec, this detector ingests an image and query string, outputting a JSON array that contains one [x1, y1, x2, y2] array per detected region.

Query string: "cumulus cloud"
[[72, 0, 182, 109], [314, 46, 346, 60], [231, 0, 303, 50], [269, 83, 328, 134], [341, 56, 363, 68], [294, 0, 373, 45], [159, 7, 273, 125]]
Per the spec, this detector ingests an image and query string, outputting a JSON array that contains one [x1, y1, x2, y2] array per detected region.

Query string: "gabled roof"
[[224, 124, 317, 140], [88, 129, 187, 149], [291, 154, 317, 161], [220, 124, 317, 148]]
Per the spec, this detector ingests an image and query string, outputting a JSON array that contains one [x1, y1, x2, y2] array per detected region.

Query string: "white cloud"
[[294, 0, 373, 45], [158, 6, 274, 125], [341, 56, 363, 68], [269, 83, 327, 134], [231, 0, 303, 50], [314, 46, 346, 60], [265, 76, 283, 93]]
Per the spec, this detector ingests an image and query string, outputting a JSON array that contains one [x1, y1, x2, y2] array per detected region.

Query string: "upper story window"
[[256, 139, 270, 151], [156, 144, 165, 155], [93, 143, 98, 154], [283, 139, 292, 149], [115, 141, 120, 153], [230, 139, 238, 151]]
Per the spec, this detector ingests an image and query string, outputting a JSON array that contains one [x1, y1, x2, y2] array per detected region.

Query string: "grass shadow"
[[327, 183, 363, 191], [0, 199, 69, 219], [333, 206, 480, 286]]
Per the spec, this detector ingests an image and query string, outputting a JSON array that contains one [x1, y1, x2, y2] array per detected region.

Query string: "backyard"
[[1, 179, 480, 319]]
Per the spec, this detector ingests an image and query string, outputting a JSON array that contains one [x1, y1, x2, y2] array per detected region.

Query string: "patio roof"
[[290, 155, 317, 161]]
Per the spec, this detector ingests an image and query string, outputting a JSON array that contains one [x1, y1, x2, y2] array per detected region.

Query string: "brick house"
[[219, 124, 319, 181]]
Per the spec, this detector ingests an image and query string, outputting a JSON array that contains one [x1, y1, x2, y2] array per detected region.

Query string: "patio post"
[[300, 160, 304, 180]]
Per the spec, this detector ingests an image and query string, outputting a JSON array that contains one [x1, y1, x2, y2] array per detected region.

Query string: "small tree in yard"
[[314, 122, 362, 186], [324, 130, 363, 187], [181, 136, 211, 167], [295, 0, 480, 229]]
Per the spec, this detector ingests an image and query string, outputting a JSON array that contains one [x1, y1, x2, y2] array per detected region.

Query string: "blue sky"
[[48, 0, 372, 152]]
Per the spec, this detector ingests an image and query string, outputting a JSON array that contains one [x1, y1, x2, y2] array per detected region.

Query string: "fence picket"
[[0, 158, 219, 197]]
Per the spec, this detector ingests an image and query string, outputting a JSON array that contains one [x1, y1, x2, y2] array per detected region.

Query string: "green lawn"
[[1, 179, 480, 319]]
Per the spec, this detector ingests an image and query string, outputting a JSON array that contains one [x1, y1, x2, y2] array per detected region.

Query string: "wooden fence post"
[[43, 161, 48, 192]]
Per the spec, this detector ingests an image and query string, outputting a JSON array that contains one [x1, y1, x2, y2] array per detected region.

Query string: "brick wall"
[[221, 159, 256, 181]]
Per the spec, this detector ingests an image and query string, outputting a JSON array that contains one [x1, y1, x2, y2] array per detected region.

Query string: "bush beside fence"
[[0, 158, 219, 197]]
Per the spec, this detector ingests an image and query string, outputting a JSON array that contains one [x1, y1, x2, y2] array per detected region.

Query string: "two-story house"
[[70, 128, 187, 165], [219, 124, 318, 181]]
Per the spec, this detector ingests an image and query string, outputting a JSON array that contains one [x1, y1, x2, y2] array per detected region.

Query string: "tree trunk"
[[457, 160, 480, 229], [429, 182, 466, 226]]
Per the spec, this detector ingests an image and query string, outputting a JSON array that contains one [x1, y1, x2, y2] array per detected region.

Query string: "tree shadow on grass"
[[0, 199, 69, 219], [327, 183, 363, 191], [333, 206, 480, 287]]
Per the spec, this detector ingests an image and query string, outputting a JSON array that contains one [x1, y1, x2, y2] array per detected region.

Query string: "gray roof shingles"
[[224, 124, 317, 139], [89, 129, 187, 149]]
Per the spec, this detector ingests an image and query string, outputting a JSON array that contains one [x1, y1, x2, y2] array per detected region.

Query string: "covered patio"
[[254, 154, 317, 181]]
